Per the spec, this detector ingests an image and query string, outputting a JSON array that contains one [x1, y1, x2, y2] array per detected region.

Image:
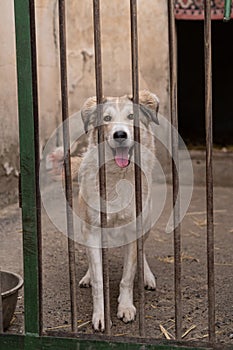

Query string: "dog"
[[74, 90, 160, 331], [49, 90, 159, 331]]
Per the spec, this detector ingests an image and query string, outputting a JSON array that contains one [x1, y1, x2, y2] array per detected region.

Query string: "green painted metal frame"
[[0, 334, 214, 350], [0, 0, 232, 350], [14, 0, 40, 336]]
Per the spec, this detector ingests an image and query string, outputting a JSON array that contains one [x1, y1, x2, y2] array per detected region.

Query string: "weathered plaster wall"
[[35, 0, 169, 139], [0, 1, 18, 165], [0, 0, 169, 204], [0, 1, 19, 206], [66, 0, 169, 115]]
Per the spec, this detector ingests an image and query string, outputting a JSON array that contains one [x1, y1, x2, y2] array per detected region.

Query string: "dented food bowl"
[[1, 270, 23, 330]]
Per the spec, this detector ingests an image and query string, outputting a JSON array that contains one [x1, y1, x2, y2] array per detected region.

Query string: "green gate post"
[[14, 0, 40, 336]]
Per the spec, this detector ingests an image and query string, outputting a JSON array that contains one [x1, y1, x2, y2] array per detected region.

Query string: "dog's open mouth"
[[113, 147, 133, 168]]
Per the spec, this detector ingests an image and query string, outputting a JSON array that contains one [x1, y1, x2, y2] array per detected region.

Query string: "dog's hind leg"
[[79, 268, 91, 288], [144, 254, 156, 290], [117, 242, 137, 323]]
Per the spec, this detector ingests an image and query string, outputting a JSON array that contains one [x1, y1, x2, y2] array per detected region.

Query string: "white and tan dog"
[[74, 90, 159, 331]]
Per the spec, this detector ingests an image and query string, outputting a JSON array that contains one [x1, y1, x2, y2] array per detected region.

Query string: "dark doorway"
[[177, 20, 233, 146]]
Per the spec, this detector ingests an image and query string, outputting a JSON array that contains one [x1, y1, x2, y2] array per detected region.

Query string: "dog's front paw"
[[117, 304, 136, 323], [92, 311, 105, 332], [92, 312, 113, 332]]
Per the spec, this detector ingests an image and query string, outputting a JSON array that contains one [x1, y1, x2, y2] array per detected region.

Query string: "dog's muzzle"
[[112, 131, 132, 168]]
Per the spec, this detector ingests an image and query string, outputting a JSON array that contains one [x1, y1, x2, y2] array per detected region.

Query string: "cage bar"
[[14, 0, 41, 335], [167, 0, 182, 340], [28, 0, 43, 335], [58, 0, 78, 333], [204, 0, 216, 343], [130, 0, 145, 337], [93, 0, 111, 335], [0, 269, 3, 333]]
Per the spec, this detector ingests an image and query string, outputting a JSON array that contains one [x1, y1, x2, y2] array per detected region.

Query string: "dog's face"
[[102, 97, 135, 168], [81, 90, 159, 168]]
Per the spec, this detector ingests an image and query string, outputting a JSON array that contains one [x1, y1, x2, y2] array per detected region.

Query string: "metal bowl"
[[1, 271, 24, 330]]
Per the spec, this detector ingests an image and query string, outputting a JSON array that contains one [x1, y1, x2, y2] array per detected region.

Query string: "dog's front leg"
[[87, 247, 105, 331], [117, 241, 137, 323]]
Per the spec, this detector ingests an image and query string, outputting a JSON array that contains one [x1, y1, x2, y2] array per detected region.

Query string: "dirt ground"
[[0, 183, 233, 345]]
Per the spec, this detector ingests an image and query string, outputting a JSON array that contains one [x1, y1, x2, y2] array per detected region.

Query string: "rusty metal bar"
[[204, 0, 216, 343], [58, 0, 77, 333], [0, 269, 3, 333], [130, 0, 145, 337], [167, 0, 182, 340], [93, 0, 111, 335], [29, 0, 43, 335]]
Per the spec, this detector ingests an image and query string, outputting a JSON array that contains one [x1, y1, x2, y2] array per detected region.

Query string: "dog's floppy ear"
[[139, 90, 159, 125], [81, 96, 97, 133]]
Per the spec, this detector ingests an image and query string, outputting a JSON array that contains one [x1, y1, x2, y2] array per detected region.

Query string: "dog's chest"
[[79, 161, 151, 228]]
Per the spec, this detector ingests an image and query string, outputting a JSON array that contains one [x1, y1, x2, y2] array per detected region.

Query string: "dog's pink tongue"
[[115, 147, 130, 168]]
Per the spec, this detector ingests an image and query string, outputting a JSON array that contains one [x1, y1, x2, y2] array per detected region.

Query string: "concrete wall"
[[0, 0, 169, 205], [35, 0, 169, 137], [0, 1, 18, 206], [0, 1, 18, 166]]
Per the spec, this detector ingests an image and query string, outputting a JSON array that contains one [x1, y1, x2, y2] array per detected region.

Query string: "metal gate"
[[0, 0, 232, 349]]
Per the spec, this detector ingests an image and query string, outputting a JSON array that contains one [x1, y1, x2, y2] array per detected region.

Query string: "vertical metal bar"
[[204, 0, 216, 343], [14, 0, 40, 334], [29, 0, 43, 335], [130, 0, 145, 337], [0, 269, 3, 333], [58, 0, 78, 333], [224, 0, 231, 21], [93, 0, 111, 335], [167, 0, 182, 340]]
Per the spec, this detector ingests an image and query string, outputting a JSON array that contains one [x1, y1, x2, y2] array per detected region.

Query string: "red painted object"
[[175, 0, 233, 19]]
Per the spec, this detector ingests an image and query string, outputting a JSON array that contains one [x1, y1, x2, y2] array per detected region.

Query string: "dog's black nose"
[[113, 131, 127, 143]]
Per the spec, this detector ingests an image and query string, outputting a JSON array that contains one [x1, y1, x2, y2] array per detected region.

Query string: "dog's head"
[[81, 90, 159, 168]]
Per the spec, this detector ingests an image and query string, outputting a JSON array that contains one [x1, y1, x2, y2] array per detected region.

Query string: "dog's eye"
[[103, 115, 112, 122], [127, 114, 134, 120]]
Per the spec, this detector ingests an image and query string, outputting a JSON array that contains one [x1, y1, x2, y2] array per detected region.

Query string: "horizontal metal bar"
[[0, 333, 213, 350]]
